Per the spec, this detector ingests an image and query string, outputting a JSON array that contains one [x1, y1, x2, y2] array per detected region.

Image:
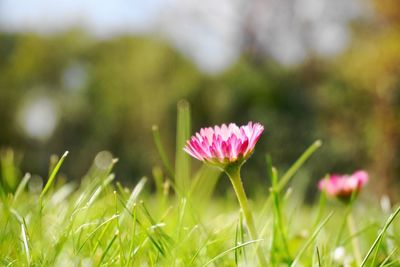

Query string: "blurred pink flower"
[[319, 170, 368, 200], [184, 122, 264, 167]]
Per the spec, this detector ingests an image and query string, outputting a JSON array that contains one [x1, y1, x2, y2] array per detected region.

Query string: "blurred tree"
[[334, 0, 400, 198], [0, 31, 203, 181]]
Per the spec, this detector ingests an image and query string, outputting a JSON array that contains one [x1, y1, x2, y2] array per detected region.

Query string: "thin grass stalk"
[[266, 154, 290, 263], [40, 151, 69, 202], [97, 231, 118, 266], [347, 211, 362, 266], [202, 239, 263, 267], [291, 212, 333, 266], [361, 205, 400, 267], [174, 100, 191, 195], [260, 140, 322, 236], [21, 222, 30, 266], [13, 173, 31, 204], [152, 126, 174, 178], [378, 248, 397, 267]]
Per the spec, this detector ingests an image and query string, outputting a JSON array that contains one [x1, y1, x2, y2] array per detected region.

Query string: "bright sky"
[[0, 0, 165, 35], [0, 0, 363, 73], [0, 0, 241, 73]]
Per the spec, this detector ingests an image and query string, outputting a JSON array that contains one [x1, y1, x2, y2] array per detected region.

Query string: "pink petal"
[[183, 122, 264, 165]]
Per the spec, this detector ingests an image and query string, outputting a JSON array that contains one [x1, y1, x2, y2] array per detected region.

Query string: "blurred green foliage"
[[0, 0, 400, 199]]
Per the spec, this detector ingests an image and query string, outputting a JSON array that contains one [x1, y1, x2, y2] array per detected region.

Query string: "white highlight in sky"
[[158, 0, 243, 73], [18, 95, 58, 141]]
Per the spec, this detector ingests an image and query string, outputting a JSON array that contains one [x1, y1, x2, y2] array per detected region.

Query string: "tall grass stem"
[[347, 211, 362, 265]]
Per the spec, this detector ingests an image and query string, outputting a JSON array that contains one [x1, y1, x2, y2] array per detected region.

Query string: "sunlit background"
[[0, 0, 399, 200]]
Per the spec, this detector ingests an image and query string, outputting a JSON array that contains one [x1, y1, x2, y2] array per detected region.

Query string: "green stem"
[[225, 165, 268, 266], [347, 211, 362, 266]]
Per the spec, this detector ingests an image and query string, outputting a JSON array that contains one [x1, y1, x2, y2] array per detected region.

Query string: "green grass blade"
[[189, 164, 221, 204], [347, 212, 362, 266], [316, 246, 322, 267], [97, 231, 118, 266], [382, 260, 400, 267], [140, 202, 173, 244], [239, 213, 246, 264], [126, 177, 147, 210], [361, 205, 400, 267], [0, 149, 19, 191], [260, 141, 322, 237], [40, 151, 69, 201], [115, 181, 128, 200], [371, 237, 385, 267], [189, 238, 211, 265], [202, 239, 263, 267], [21, 222, 30, 266], [126, 205, 138, 265], [91, 219, 113, 255], [152, 166, 164, 198], [234, 212, 246, 266], [234, 217, 240, 266], [340, 222, 378, 246], [277, 140, 322, 192], [291, 212, 333, 267], [77, 214, 119, 253], [119, 177, 147, 224], [13, 173, 31, 203], [378, 248, 397, 267], [85, 174, 115, 208], [174, 100, 191, 195], [114, 191, 126, 266], [313, 184, 327, 229], [48, 154, 59, 178], [152, 125, 174, 178], [139, 201, 173, 258], [332, 205, 352, 252], [267, 155, 290, 260], [176, 197, 187, 239]]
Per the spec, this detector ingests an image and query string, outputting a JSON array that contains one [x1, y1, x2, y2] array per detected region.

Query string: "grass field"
[[1, 102, 399, 266]]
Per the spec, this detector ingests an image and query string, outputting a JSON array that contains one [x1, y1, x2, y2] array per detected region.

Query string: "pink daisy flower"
[[319, 170, 368, 200], [183, 122, 264, 167], [184, 121, 268, 265]]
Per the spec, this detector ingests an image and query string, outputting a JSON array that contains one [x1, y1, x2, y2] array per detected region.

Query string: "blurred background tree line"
[[0, 0, 399, 200]]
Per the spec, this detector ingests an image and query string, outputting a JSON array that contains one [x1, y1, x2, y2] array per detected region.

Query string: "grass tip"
[[152, 125, 159, 131], [62, 151, 69, 157], [177, 99, 190, 109], [314, 140, 322, 147]]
